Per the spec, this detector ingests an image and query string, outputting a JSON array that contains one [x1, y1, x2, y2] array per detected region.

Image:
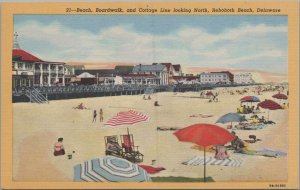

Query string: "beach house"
[[132, 64, 168, 85], [173, 64, 183, 76], [12, 33, 67, 88]]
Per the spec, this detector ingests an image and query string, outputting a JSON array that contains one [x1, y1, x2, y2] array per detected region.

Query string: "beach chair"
[[104, 135, 123, 158], [120, 134, 143, 163]]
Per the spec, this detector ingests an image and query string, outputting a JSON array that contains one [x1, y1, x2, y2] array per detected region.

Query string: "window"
[[25, 63, 32, 70]]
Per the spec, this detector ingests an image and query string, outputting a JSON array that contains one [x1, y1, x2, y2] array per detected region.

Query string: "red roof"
[[173, 64, 181, 71], [13, 49, 44, 62]]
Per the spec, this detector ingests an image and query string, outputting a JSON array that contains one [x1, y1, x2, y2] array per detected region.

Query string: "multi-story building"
[[234, 73, 255, 84], [199, 71, 234, 84], [173, 64, 183, 76], [132, 64, 168, 85], [12, 33, 66, 88]]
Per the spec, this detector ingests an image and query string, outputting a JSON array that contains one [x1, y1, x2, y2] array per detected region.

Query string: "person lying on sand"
[[157, 126, 179, 131], [244, 135, 261, 143], [73, 103, 87, 109], [189, 114, 213, 118], [258, 116, 276, 124], [154, 101, 160, 106]]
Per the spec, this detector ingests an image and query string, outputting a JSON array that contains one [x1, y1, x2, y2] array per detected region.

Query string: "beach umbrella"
[[73, 156, 152, 182], [206, 91, 214, 96], [258, 99, 282, 120], [104, 110, 149, 127], [216, 113, 247, 127], [174, 123, 235, 182], [240, 96, 260, 103], [272, 93, 288, 100]]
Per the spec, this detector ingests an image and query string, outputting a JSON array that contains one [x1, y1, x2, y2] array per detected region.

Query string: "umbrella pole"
[[204, 147, 206, 182]]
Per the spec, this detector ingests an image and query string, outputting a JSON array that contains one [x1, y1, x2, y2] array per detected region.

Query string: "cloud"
[[15, 20, 287, 74]]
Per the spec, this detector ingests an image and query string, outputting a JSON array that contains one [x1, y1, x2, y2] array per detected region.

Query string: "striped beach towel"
[[182, 156, 243, 167]]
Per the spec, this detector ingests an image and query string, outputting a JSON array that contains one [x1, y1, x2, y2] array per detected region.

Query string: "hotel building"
[[199, 71, 234, 84], [12, 33, 67, 88]]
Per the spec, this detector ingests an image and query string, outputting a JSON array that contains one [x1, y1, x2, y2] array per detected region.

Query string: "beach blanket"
[[138, 165, 166, 174], [234, 123, 267, 130], [235, 148, 287, 158], [255, 149, 287, 157], [182, 156, 243, 167]]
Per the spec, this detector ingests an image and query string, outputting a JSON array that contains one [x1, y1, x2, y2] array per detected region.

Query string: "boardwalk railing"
[[25, 87, 49, 104], [13, 83, 260, 103]]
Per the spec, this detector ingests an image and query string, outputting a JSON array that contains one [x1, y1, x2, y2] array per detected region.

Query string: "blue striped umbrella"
[[74, 156, 151, 182], [216, 113, 247, 124]]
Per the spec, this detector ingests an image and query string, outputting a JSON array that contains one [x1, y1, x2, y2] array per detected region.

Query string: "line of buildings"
[[12, 33, 255, 88]]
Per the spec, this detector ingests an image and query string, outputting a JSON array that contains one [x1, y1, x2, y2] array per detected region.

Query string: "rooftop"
[[132, 64, 166, 72]]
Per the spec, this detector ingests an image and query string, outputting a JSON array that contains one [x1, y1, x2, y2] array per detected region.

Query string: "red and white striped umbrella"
[[105, 110, 149, 126]]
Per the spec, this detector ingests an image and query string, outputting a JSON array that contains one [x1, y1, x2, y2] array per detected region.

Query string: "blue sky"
[[14, 15, 288, 74]]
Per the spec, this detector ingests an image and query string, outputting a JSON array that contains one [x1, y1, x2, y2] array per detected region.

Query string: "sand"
[[13, 86, 288, 182]]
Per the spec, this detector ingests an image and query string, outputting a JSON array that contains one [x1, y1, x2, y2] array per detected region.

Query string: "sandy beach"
[[13, 86, 288, 182]]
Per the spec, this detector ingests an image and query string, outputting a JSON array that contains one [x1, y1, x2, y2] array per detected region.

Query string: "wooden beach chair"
[[120, 134, 143, 163]]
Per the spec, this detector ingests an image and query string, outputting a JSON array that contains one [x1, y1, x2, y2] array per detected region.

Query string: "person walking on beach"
[[93, 110, 97, 123], [99, 108, 104, 122]]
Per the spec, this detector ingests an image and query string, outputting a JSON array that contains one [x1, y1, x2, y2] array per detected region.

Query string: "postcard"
[[1, 1, 299, 189]]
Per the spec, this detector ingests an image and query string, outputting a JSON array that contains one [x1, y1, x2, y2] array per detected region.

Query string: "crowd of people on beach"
[[54, 83, 288, 180], [237, 105, 260, 114]]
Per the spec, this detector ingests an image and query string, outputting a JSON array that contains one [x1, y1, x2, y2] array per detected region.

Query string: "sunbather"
[[231, 131, 246, 150], [54, 138, 65, 156]]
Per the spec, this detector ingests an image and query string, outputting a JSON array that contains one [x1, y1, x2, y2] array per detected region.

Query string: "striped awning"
[[105, 110, 149, 127], [73, 156, 152, 182]]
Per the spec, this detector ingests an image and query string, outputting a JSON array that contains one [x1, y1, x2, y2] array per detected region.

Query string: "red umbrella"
[[272, 93, 288, 100], [174, 123, 235, 182], [206, 91, 214, 97], [258, 99, 282, 120], [240, 96, 260, 102]]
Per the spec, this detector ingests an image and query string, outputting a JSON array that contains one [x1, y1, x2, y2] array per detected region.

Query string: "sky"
[[14, 15, 288, 75]]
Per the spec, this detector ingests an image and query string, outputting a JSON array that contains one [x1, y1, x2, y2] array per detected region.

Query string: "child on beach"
[[92, 110, 97, 122], [215, 145, 230, 160], [99, 108, 104, 122]]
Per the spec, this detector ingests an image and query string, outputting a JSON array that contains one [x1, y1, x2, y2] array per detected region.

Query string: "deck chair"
[[120, 134, 143, 163], [104, 135, 123, 158]]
